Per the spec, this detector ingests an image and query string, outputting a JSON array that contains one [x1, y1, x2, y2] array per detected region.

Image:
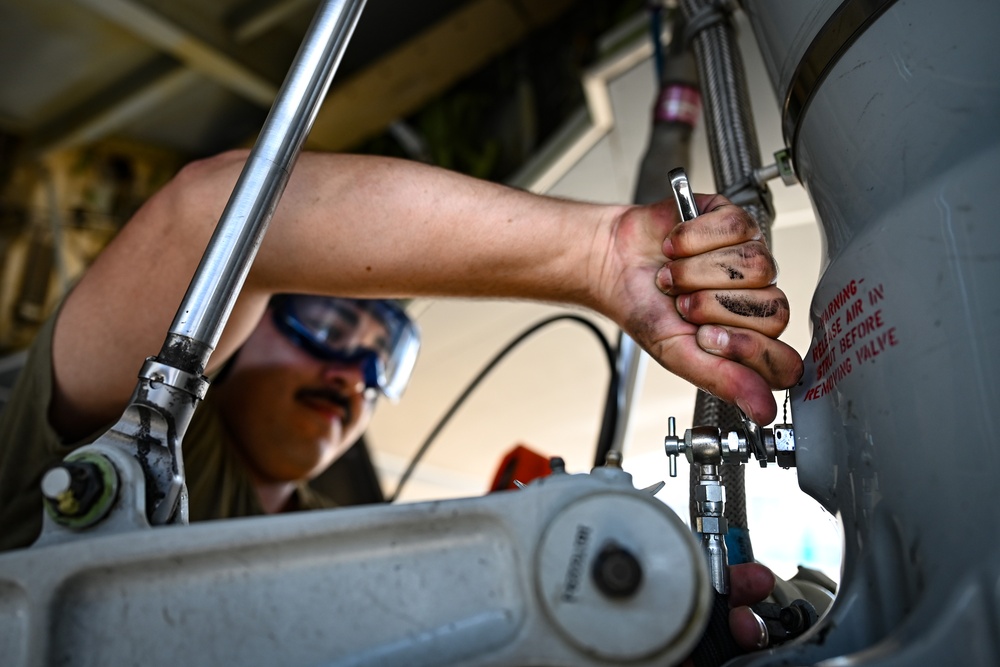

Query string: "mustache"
[[295, 387, 354, 422]]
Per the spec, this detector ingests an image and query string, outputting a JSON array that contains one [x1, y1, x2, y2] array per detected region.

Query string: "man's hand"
[[727, 562, 774, 650], [680, 563, 775, 667], [594, 193, 803, 425]]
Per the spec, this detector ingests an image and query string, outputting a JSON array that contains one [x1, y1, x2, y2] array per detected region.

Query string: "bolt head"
[[696, 516, 729, 534], [591, 543, 643, 599], [41, 466, 72, 499], [695, 484, 725, 502]]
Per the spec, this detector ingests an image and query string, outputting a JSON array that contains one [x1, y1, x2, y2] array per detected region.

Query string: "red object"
[[654, 83, 701, 126], [489, 444, 552, 492]]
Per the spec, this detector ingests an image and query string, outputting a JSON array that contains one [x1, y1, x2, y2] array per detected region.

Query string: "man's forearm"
[[50, 150, 623, 438], [248, 151, 621, 306]]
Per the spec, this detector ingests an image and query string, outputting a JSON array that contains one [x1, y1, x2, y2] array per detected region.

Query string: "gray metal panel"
[[739, 0, 1000, 663], [0, 469, 711, 667], [740, 0, 836, 104]]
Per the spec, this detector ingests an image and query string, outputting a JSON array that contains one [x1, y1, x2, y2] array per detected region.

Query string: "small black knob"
[[779, 599, 818, 635], [591, 542, 643, 599]]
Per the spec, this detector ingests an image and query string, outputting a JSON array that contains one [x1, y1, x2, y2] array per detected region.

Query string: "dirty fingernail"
[[676, 294, 690, 319], [697, 325, 729, 353], [656, 264, 673, 293], [753, 611, 769, 649], [662, 236, 675, 258], [736, 398, 757, 424]]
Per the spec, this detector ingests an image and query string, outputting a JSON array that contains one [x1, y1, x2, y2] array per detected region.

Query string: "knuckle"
[[765, 347, 804, 389], [784, 357, 806, 387], [704, 194, 733, 211], [668, 221, 696, 253], [671, 204, 760, 252], [705, 203, 760, 236], [726, 208, 760, 240], [719, 243, 774, 282], [742, 241, 777, 274], [769, 296, 791, 328], [666, 258, 694, 293]]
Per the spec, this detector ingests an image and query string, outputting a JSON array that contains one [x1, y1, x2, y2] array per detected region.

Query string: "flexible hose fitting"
[[680, 0, 775, 560]]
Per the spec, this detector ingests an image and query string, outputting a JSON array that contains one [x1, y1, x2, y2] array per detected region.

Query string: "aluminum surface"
[[0, 469, 710, 667], [735, 0, 1000, 664]]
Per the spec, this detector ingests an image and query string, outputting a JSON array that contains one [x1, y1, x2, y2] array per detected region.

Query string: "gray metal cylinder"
[[738, 0, 1000, 664]]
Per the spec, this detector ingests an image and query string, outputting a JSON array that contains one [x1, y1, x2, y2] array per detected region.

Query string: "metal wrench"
[[668, 167, 768, 461]]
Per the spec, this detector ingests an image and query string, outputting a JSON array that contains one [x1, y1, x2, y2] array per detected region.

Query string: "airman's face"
[[213, 308, 387, 484]]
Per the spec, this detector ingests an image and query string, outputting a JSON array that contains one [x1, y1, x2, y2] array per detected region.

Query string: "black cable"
[[591, 331, 624, 469], [388, 314, 617, 503]]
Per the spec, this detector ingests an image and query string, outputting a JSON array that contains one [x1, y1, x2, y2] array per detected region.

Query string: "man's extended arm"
[[51, 149, 801, 440]]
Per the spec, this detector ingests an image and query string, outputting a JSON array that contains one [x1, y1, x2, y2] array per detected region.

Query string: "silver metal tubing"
[[166, 0, 367, 360], [680, 0, 772, 553], [607, 334, 645, 457]]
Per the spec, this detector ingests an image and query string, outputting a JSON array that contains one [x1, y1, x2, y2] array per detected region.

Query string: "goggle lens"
[[271, 296, 420, 401]]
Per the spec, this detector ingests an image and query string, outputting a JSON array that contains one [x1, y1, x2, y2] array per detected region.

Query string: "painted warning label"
[[804, 279, 900, 401]]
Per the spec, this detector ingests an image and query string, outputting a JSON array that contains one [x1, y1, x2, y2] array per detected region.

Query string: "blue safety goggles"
[[270, 295, 420, 402]]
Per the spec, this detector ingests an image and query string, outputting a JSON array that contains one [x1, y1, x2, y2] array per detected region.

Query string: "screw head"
[[40, 460, 105, 518], [591, 542, 643, 599], [40, 466, 73, 500]]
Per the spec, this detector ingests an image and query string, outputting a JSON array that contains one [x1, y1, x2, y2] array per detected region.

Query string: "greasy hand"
[[680, 563, 775, 667], [727, 563, 775, 650], [597, 194, 802, 424]]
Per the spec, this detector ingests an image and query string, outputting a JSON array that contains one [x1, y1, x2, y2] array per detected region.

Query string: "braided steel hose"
[[680, 0, 775, 554]]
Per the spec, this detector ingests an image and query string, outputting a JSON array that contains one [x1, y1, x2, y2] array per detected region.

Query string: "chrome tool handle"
[[669, 167, 700, 222]]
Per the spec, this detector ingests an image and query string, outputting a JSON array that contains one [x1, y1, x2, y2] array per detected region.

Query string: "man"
[[0, 148, 799, 649], [185, 294, 420, 518]]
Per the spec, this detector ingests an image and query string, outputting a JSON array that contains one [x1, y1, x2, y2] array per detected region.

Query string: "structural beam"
[[228, 0, 317, 43], [28, 57, 198, 158], [51, 0, 577, 157], [305, 0, 577, 152], [73, 0, 279, 106]]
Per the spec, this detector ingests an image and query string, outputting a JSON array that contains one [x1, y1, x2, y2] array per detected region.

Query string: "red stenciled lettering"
[[845, 299, 864, 323], [868, 283, 885, 306], [815, 345, 839, 381], [818, 280, 858, 327], [803, 357, 853, 401], [811, 316, 843, 362], [854, 327, 899, 365], [807, 283, 901, 401], [840, 309, 886, 353]]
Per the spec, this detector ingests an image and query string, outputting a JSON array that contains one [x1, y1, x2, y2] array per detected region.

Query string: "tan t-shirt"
[[0, 313, 335, 552]]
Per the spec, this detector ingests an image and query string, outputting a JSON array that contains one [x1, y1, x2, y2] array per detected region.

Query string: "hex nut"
[[695, 484, 725, 503], [723, 431, 744, 459], [591, 542, 644, 599], [696, 516, 729, 534]]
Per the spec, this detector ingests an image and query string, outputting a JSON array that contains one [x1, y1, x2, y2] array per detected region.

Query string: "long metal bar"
[[607, 334, 645, 457], [164, 0, 367, 371]]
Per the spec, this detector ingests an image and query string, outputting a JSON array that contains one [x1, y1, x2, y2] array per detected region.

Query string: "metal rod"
[[165, 0, 367, 364], [608, 334, 645, 456]]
